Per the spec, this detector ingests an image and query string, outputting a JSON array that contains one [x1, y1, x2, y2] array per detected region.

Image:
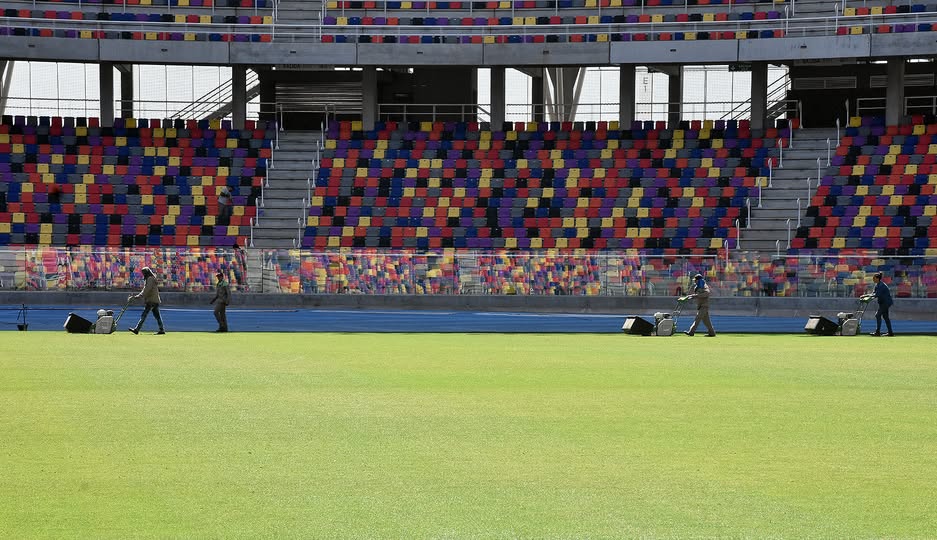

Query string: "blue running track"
[[2, 304, 935, 334]]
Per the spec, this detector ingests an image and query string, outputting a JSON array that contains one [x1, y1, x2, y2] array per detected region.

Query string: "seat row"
[[327, 0, 780, 9], [321, 28, 788, 43], [323, 10, 784, 26], [2, 8, 271, 24], [23, 0, 268, 7]]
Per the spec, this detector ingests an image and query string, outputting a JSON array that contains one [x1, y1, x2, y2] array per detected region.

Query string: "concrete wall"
[[0, 34, 925, 68], [3, 291, 935, 321]]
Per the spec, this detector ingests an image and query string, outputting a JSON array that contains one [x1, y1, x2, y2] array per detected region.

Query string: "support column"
[[0, 61, 13, 117], [231, 65, 247, 130], [490, 66, 506, 128], [750, 62, 768, 132], [667, 67, 682, 127], [886, 58, 906, 126], [531, 70, 544, 123], [361, 66, 378, 131], [118, 65, 133, 119], [99, 62, 115, 128], [619, 65, 636, 127]]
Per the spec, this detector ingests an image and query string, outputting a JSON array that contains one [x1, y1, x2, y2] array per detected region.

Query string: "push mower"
[[837, 294, 874, 336]]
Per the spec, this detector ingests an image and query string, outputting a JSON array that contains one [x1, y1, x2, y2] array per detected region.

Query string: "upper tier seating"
[[793, 116, 937, 255], [0, 116, 273, 247], [309, 119, 786, 252], [10, 0, 270, 7], [327, 0, 782, 8], [0, 7, 273, 41]]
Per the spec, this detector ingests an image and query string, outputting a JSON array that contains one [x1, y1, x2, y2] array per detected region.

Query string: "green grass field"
[[1, 332, 936, 538]]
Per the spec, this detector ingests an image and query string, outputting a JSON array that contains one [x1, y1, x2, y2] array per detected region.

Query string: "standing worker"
[[869, 271, 894, 336], [128, 266, 166, 335], [683, 273, 716, 337], [210, 271, 230, 333]]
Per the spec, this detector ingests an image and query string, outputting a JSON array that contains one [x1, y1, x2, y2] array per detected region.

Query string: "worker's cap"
[[694, 273, 703, 280]]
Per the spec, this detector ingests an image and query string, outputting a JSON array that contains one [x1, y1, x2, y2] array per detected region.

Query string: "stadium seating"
[[9, 245, 248, 291], [0, 7, 273, 42], [793, 116, 937, 255], [0, 116, 273, 247], [308, 119, 784, 251]]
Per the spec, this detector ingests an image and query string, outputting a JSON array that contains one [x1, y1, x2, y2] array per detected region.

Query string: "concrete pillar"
[[667, 67, 682, 127], [531, 71, 544, 123], [361, 66, 378, 131], [750, 62, 768, 132], [490, 67, 506, 128], [231, 65, 247, 130], [619, 64, 636, 127], [886, 58, 906, 126], [0, 61, 13, 116], [99, 63, 115, 128], [119, 66, 133, 119]]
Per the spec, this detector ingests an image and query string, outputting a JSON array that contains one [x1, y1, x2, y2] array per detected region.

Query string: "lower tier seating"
[[0, 116, 273, 247], [308, 119, 786, 251], [793, 116, 937, 254]]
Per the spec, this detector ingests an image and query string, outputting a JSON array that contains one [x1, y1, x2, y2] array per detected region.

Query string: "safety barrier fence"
[[1, 246, 935, 297]]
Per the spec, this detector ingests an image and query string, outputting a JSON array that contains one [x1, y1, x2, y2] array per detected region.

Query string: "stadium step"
[[741, 127, 839, 251], [250, 130, 323, 248]]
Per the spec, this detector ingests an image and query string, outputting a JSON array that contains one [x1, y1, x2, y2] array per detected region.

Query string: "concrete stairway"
[[740, 127, 840, 252], [249, 130, 322, 249], [273, 0, 322, 42]]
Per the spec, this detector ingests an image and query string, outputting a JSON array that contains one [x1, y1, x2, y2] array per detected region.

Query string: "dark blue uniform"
[[872, 279, 893, 336]]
